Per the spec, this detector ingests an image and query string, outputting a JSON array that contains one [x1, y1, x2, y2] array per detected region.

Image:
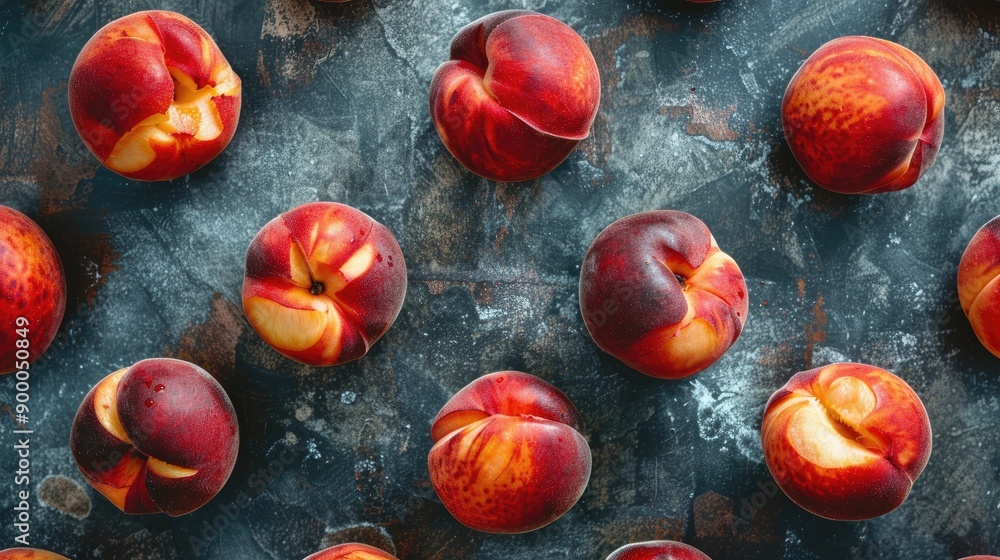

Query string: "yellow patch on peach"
[[94, 368, 131, 444], [147, 457, 199, 479], [243, 296, 327, 351]]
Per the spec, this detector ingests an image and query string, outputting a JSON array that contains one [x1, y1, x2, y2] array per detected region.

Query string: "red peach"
[[606, 541, 712, 560], [761, 363, 932, 520], [303, 543, 398, 560], [958, 215, 1000, 358], [782, 36, 944, 194], [428, 371, 592, 533], [579, 210, 748, 379], [429, 10, 601, 182], [0, 206, 66, 374], [959, 557, 1000, 559], [69, 10, 241, 181], [242, 202, 407, 367], [0, 550, 70, 560], [70, 358, 239, 516]]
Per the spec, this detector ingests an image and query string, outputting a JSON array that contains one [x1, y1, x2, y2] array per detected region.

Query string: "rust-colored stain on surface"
[[803, 294, 827, 368], [582, 14, 678, 167], [32, 85, 97, 217], [258, 0, 338, 92], [166, 293, 246, 383], [663, 99, 740, 142]]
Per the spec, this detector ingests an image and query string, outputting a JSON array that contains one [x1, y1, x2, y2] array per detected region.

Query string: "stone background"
[[1, 0, 999, 558]]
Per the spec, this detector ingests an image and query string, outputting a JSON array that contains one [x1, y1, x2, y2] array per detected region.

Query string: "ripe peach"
[[428, 371, 592, 533], [0, 550, 70, 560], [958, 215, 1000, 358], [579, 210, 748, 379], [0, 206, 66, 374], [242, 202, 407, 367], [761, 363, 932, 520], [959, 557, 1000, 559], [70, 358, 239, 516], [68, 10, 241, 181], [782, 36, 944, 194], [303, 543, 398, 560], [429, 10, 600, 182], [606, 541, 712, 560]]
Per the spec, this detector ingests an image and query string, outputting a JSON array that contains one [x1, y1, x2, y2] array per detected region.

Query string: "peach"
[[579, 210, 748, 379], [606, 541, 712, 560], [0, 550, 70, 560], [242, 202, 407, 367], [958, 215, 1000, 358], [68, 10, 241, 181], [428, 371, 592, 533], [761, 363, 932, 520], [429, 10, 600, 182], [782, 36, 944, 194], [959, 557, 1000, 559], [0, 207, 66, 374], [70, 358, 239, 516], [303, 543, 398, 560]]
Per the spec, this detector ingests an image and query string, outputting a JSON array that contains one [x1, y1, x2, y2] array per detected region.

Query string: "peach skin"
[[761, 363, 932, 520], [429, 10, 600, 182], [70, 358, 239, 516], [0, 206, 66, 374], [606, 541, 712, 560], [428, 371, 592, 533], [958, 215, 1000, 358], [959, 557, 1000, 559], [579, 210, 748, 379], [243, 202, 407, 367], [303, 543, 398, 560], [782, 36, 944, 194], [69, 10, 241, 181], [0, 550, 70, 560]]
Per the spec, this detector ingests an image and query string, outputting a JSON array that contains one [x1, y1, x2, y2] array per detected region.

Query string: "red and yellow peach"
[[429, 10, 601, 182], [70, 358, 239, 516], [69, 10, 241, 181], [428, 371, 592, 533], [782, 36, 944, 194], [0, 550, 70, 560], [303, 543, 398, 560], [579, 210, 748, 379], [0, 206, 66, 374], [606, 541, 712, 560], [958, 215, 1000, 358], [242, 202, 407, 367], [761, 363, 932, 520]]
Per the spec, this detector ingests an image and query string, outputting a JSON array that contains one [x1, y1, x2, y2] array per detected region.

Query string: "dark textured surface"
[[1, 0, 1000, 558]]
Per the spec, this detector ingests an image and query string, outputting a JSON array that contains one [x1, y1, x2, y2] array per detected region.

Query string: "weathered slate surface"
[[1, 0, 998, 558]]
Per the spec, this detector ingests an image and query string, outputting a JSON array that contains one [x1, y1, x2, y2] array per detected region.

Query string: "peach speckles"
[[428, 371, 591, 533]]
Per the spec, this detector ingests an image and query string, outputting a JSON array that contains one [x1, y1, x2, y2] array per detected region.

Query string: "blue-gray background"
[[1, 0, 998, 558]]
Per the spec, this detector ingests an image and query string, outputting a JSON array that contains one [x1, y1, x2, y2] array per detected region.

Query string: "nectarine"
[[428, 371, 592, 533], [579, 210, 748, 379], [606, 541, 712, 560], [70, 358, 239, 516], [243, 202, 407, 367], [0, 206, 66, 374], [303, 543, 398, 560], [429, 10, 600, 182], [782, 36, 944, 194], [958, 215, 1000, 358], [69, 10, 241, 181], [761, 363, 932, 520], [0, 549, 70, 560]]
